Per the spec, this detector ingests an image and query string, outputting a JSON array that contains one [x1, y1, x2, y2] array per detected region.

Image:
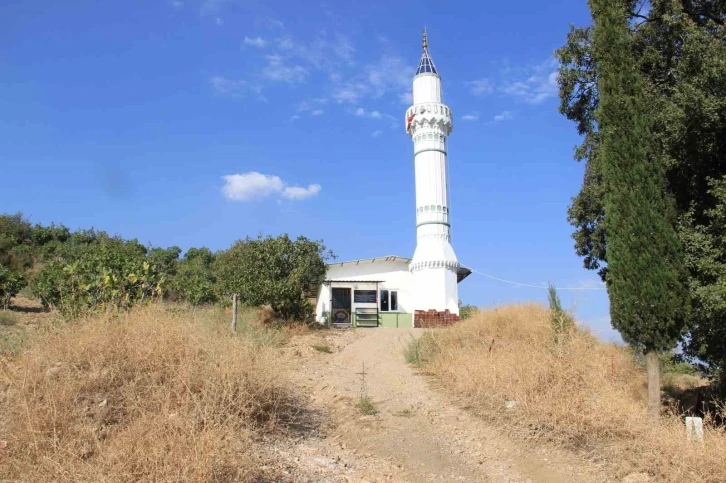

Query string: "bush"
[[458, 300, 476, 320], [0, 305, 298, 481], [0, 266, 26, 310], [215, 234, 333, 321], [29, 239, 167, 317], [548, 283, 574, 343]]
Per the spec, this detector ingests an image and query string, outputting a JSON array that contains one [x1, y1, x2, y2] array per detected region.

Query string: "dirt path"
[[275, 328, 616, 483]]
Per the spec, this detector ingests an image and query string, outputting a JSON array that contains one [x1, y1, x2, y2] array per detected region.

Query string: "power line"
[[466, 267, 607, 291]]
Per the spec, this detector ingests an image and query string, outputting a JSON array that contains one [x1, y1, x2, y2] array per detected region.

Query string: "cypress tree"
[[589, 0, 689, 418]]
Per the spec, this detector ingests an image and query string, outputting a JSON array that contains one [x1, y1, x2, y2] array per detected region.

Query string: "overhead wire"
[[466, 267, 607, 291]]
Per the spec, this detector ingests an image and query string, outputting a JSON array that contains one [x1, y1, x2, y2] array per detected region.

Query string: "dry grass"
[[413, 304, 726, 482], [0, 304, 300, 482]]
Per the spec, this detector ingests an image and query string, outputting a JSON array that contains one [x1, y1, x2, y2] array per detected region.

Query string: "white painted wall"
[[315, 259, 414, 322]]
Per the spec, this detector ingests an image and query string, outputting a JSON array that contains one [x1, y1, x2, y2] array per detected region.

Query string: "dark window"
[[380, 290, 389, 311], [390, 291, 398, 311], [354, 290, 377, 304]]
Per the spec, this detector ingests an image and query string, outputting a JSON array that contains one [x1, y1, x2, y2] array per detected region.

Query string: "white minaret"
[[405, 29, 460, 316]]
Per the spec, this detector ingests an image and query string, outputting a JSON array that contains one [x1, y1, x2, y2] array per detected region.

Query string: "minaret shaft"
[[406, 31, 460, 315]]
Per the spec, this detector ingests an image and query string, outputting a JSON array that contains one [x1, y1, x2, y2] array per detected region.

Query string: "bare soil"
[[273, 328, 617, 482]]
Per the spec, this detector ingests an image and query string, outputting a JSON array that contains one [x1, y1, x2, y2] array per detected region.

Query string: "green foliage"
[[680, 177, 726, 380], [0, 214, 335, 325], [590, 0, 688, 352], [29, 235, 166, 317], [404, 333, 436, 367], [356, 396, 378, 415], [458, 300, 476, 320], [0, 213, 35, 271], [148, 246, 182, 279], [556, 2, 726, 373], [215, 234, 333, 321], [0, 266, 26, 310], [548, 284, 573, 343], [172, 248, 217, 308]]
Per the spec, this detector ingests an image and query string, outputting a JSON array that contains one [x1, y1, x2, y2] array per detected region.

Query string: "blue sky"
[[1, 0, 616, 340]]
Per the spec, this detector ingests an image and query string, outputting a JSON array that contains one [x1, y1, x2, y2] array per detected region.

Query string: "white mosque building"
[[315, 30, 470, 328]]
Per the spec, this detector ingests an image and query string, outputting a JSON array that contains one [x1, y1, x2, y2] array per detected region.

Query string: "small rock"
[[505, 400, 517, 409], [98, 399, 107, 407]]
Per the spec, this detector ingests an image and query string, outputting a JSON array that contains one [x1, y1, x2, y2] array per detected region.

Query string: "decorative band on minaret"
[[405, 29, 461, 316]]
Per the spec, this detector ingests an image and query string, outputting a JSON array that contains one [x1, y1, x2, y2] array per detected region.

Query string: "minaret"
[[405, 29, 460, 316]]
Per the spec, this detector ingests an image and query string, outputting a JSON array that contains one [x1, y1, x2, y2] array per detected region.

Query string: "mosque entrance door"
[[331, 287, 351, 325]]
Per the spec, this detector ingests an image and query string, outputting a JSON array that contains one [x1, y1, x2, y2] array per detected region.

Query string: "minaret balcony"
[[405, 103, 453, 137]]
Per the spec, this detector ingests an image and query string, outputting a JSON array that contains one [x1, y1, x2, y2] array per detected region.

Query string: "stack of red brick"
[[414, 309, 460, 328]]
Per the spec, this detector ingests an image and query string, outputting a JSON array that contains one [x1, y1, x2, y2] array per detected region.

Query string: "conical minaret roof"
[[415, 28, 438, 76]]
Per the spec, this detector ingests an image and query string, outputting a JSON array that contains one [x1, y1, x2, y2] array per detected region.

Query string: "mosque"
[[315, 30, 470, 328]]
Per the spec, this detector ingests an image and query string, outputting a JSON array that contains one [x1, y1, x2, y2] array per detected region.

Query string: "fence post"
[[231, 293, 238, 333], [686, 416, 704, 443]]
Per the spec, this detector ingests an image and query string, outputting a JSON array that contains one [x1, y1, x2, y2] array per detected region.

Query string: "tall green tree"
[[215, 234, 333, 321], [590, 0, 689, 418], [557, 1, 726, 384]]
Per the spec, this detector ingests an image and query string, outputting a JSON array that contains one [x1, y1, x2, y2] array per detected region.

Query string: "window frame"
[[379, 289, 400, 312]]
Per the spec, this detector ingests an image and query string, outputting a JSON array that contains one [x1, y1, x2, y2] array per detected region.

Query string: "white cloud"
[[289, 115, 300, 121], [221, 172, 321, 202], [266, 18, 285, 29], [461, 113, 479, 121], [215, 17, 223, 25], [467, 78, 494, 96], [399, 91, 412, 105], [243, 36, 267, 48], [353, 107, 394, 123], [332, 54, 409, 105], [492, 110, 513, 122], [500, 59, 559, 104], [296, 97, 328, 115], [209, 76, 264, 100], [262, 54, 307, 83], [282, 184, 321, 200], [221, 172, 284, 201], [170, 1, 183, 8], [372, 130, 383, 138]]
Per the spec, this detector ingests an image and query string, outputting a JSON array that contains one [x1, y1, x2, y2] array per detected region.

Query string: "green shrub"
[[458, 300, 477, 320], [357, 396, 377, 415], [548, 283, 574, 343], [0, 266, 26, 310]]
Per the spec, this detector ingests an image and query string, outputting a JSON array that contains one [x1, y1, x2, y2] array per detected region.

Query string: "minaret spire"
[[415, 28, 438, 75]]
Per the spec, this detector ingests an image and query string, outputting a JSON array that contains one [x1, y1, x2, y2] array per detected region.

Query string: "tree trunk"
[[645, 350, 661, 419], [231, 294, 238, 333]]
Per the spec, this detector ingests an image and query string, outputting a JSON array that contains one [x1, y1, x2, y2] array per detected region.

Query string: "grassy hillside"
[[407, 304, 726, 482], [0, 304, 300, 482]]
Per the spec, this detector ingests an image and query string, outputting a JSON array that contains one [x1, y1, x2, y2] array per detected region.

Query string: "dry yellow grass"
[[415, 304, 726, 482], [0, 304, 299, 482]]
